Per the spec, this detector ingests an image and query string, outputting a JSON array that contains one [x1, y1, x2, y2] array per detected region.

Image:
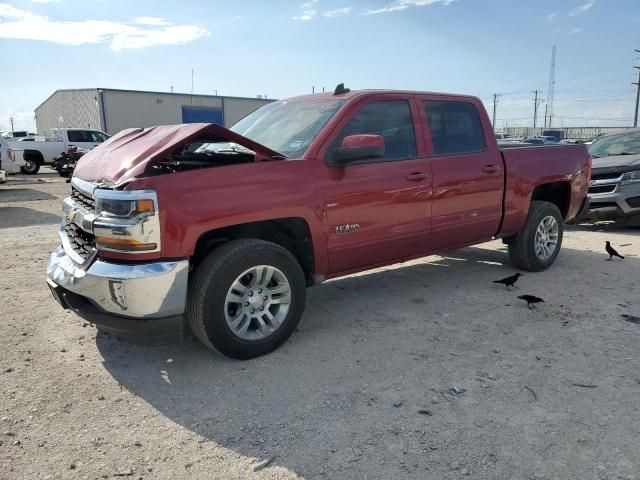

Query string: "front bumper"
[[47, 246, 189, 344], [582, 185, 640, 221]]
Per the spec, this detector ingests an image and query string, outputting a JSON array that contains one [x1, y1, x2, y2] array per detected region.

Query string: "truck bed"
[[498, 143, 591, 237]]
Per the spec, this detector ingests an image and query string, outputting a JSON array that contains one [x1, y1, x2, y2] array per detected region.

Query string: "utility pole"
[[491, 93, 502, 129], [546, 45, 556, 129], [633, 49, 640, 127], [10, 117, 14, 132], [532, 90, 543, 130]]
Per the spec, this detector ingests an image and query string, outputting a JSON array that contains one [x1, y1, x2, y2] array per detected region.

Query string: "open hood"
[[73, 123, 284, 187]]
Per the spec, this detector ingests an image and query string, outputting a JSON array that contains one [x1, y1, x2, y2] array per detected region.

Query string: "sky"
[[0, 0, 639, 132]]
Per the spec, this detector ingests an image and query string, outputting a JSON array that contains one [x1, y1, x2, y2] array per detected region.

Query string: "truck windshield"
[[589, 131, 640, 158], [230, 99, 345, 158]]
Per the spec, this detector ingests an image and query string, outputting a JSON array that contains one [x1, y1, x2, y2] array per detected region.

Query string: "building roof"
[[35, 88, 275, 112]]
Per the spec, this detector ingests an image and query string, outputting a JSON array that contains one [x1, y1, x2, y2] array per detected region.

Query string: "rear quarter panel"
[[127, 160, 328, 273], [499, 144, 590, 236]]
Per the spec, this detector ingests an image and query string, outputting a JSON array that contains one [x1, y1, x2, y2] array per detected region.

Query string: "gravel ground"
[[1, 172, 640, 480]]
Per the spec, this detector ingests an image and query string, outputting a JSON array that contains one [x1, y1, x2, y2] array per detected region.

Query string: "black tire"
[[186, 239, 307, 359], [507, 200, 564, 272], [21, 158, 40, 174]]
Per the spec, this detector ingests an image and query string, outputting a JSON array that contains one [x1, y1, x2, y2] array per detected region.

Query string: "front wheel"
[[507, 200, 564, 272], [186, 239, 307, 359]]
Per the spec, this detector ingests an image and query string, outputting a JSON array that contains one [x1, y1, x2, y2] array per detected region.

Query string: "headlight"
[[621, 170, 640, 185], [93, 189, 160, 253], [95, 197, 155, 218]]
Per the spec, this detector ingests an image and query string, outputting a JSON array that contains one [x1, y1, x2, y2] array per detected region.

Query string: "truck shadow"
[[0, 206, 61, 228], [96, 243, 640, 478]]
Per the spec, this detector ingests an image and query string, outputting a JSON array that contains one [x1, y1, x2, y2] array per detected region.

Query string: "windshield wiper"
[[615, 152, 639, 156]]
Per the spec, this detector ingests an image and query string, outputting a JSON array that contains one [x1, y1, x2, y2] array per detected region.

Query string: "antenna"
[[546, 45, 556, 128]]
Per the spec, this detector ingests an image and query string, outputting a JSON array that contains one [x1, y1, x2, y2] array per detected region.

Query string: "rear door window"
[[425, 101, 486, 155], [67, 130, 93, 143], [332, 100, 417, 162]]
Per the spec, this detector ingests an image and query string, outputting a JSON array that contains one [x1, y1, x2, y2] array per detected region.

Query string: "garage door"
[[181, 106, 224, 125]]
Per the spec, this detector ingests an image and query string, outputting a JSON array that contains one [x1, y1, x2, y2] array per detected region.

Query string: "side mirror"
[[334, 134, 385, 164]]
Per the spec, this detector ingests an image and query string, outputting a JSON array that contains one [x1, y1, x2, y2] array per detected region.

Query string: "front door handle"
[[406, 172, 429, 181], [482, 164, 500, 174]]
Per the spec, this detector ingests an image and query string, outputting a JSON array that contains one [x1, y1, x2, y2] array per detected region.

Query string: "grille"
[[591, 173, 623, 182], [588, 185, 616, 195], [64, 222, 96, 260], [71, 187, 95, 212]]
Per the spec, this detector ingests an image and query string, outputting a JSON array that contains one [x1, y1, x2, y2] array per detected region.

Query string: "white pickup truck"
[[11, 128, 109, 174]]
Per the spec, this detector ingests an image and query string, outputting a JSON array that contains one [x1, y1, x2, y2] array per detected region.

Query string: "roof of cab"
[[285, 89, 481, 102]]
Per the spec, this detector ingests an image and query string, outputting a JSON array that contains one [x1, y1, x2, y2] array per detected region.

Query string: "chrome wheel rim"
[[534, 215, 559, 261], [24, 160, 36, 173], [224, 265, 291, 341]]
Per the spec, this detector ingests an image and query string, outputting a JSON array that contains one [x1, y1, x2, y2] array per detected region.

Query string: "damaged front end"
[[72, 123, 286, 188]]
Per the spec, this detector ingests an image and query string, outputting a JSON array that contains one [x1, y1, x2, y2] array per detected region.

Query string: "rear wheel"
[[186, 239, 307, 359], [21, 157, 40, 174], [507, 200, 564, 272]]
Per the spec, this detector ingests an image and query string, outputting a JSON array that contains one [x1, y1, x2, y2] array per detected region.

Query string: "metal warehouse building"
[[34, 88, 274, 136]]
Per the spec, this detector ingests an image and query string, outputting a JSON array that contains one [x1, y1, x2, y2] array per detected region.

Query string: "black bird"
[[605, 241, 624, 260], [493, 272, 522, 290], [518, 294, 545, 309]]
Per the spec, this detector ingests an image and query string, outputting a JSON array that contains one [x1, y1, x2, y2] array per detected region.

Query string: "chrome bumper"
[[47, 246, 189, 319]]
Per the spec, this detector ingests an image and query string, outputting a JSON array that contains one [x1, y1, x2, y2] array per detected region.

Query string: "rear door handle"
[[406, 172, 429, 181], [482, 164, 500, 174]]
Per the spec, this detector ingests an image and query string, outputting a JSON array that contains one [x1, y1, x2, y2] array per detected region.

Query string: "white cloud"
[[294, 0, 318, 20], [0, 109, 36, 133], [0, 3, 209, 50], [323, 7, 352, 17], [133, 16, 171, 26], [568, 27, 582, 34], [31, 0, 61, 3], [365, 0, 456, 15], [546, 12, 557, 23], [569, 0, 595, 16]]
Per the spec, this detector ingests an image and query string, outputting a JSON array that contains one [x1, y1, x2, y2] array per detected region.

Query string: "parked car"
[[580, 129, 640, 222], [47, 88, 590, 359], [0, 136, 25, 174], [11, 128, 109, 174], [560, 139, 585, 145], [521, 136, 558, 145], [2, 130, 36, 139], [495, 133, 513, 140]]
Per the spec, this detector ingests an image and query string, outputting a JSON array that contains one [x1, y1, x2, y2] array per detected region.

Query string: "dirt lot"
[[1, 172, 640, 480]]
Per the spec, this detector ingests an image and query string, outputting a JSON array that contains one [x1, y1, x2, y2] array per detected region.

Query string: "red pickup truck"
[[47, 88, 591, 359]]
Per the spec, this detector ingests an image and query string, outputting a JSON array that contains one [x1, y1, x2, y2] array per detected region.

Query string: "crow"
[[605, 241, 624, 260], [493, 272, 522, 290], [518, 294, 545, 309]]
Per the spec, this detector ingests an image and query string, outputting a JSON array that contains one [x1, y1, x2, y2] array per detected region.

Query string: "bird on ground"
[[605, 241, 624, 260], [518, 294, 545, 309], [493, 272, 522, 290]]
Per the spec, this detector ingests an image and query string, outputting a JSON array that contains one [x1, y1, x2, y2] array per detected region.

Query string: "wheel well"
[[192, 218, 315, 285], [23, 150, 44, 164], [531, 181, 570, 218]]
